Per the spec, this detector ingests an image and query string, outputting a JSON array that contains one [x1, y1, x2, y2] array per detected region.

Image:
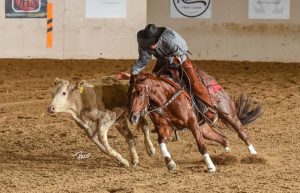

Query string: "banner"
[[249, 0, 290, 19], [86, 0, 127, 18], [5, 0, 47, 18], [170, 0, 211, 18]]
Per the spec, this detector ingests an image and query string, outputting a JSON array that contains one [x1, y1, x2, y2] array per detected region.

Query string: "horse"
[[128, 73, 261, 172]]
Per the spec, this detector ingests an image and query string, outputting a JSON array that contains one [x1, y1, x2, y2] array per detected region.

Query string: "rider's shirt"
[[131, 27, 188, 75]]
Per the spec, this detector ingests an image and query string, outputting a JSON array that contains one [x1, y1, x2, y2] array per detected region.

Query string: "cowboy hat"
[[137, 24, 165, 47]]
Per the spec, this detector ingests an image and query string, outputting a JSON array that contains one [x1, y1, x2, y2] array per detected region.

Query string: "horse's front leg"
[[139, 116, 155, 156], [190, 122, 216, 173], [157, 126, 176, 171]]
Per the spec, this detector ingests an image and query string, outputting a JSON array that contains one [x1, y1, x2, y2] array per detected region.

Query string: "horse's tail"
[[235, 93, 262, 125]]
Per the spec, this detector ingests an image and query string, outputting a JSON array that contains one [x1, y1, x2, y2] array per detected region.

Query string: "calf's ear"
[[54, 78, 61, 86], [77, 80, 93, 88], [54, 78, 69, 86], [68, 83, 77, 92]]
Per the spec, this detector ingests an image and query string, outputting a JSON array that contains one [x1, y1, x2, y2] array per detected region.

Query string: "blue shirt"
[[131, 27, 188, 75]]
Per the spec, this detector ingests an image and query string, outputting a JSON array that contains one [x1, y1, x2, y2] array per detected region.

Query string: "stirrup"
[[203, 109, 218, 125], [211, 115, 218, 124]]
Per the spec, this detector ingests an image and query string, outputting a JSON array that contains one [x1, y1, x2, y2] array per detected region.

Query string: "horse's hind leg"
[[222, 115, 257, 155], [114, 113, 139, 166], [201, 123, 231, 152], [139, 116, 155, 156], [218, 98, 257, 155]]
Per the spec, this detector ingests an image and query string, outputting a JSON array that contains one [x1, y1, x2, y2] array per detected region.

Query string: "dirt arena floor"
[[0, 59, 299, 193]]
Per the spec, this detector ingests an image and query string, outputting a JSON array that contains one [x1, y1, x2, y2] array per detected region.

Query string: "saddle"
[[156, 63, 222, 118]]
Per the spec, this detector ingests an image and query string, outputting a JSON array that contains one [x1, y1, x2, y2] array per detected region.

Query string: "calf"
[[48, 77, 155, 167]]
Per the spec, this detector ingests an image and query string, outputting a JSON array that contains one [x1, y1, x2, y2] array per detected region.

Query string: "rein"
[[141, 88, 183, 117], [131, 74, 186, 117]]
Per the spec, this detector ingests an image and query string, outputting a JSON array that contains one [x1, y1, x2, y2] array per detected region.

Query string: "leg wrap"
[[160, 143, 171, 158]]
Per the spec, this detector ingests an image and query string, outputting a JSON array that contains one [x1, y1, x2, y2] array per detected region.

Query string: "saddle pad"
[[207, 80, 222, 95], [198, 70, 223, 95]]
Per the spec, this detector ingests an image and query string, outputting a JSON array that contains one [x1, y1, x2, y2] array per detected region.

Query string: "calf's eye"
[[62, 92, 67, 96]]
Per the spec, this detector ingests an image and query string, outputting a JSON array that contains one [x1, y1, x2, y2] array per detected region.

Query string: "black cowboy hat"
[[137, 24, 165, 47]]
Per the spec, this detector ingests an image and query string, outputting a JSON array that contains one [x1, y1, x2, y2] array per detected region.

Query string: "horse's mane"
[[135, 73, 157, 82], [134, 73, 191, 99]]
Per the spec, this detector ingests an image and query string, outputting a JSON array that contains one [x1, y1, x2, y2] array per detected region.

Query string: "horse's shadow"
[[207, 153, 267, 165], [181, 153, 267, 172]]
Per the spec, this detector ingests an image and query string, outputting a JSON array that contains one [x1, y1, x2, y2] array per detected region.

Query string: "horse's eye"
[[62, 92, 67, 96], [138, 92, 143, 97]]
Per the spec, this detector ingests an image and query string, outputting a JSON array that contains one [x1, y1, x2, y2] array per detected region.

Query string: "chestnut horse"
[[128, 73, 261, 172]]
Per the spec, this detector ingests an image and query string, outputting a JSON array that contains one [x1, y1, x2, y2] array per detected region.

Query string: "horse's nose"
[[130, 113, 140, 124], [48, 105, 55, 113]]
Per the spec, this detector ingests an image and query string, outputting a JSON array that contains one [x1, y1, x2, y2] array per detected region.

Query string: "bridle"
[[131, 80, 184, 117], [141, 88, 183, 117]]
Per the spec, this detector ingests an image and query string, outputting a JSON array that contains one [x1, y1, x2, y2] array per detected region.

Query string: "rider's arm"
[[168, 42, 187, 64], [131, 46, 152, 75], [164, 29, 188, 64]]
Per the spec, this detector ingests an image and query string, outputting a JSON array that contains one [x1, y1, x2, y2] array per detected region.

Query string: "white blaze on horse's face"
[[49, 79, 75, 113]]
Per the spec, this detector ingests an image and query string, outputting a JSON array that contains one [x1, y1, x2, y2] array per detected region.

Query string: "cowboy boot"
[[181, 58, 218, 124], [193, 83, 218, 124]]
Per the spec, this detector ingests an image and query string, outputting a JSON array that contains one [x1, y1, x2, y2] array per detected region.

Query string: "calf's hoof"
[[120, 159, 130, 167], [147, 148, 156, 156], [224, 147, 232, 152], [131, 159, 139, 166]]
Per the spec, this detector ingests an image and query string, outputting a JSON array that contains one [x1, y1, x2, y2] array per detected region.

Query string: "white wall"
[[0, 0, 300, 62], [147, 0, 300, 62], [0, 0, 147, 59]]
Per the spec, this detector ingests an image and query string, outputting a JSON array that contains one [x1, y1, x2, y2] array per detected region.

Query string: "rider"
[[117, 24, 217, 123]]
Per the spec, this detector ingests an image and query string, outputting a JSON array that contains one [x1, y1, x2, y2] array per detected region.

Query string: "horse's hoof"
[[207, 166, 216, 173], [224, 147, 232, 152], [167, 160, 177, 171], [248, 144, 258, 155]]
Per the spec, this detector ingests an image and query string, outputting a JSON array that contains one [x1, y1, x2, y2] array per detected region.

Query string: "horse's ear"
[[130, 74, 137, 84], [138, 75, 147, 82]]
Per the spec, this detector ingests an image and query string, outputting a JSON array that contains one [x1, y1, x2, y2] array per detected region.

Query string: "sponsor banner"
[[249, 0, 290, 19], [170, 0, 211, 18], [5, 0, 47, 18], [86, 0, 127, 18]]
